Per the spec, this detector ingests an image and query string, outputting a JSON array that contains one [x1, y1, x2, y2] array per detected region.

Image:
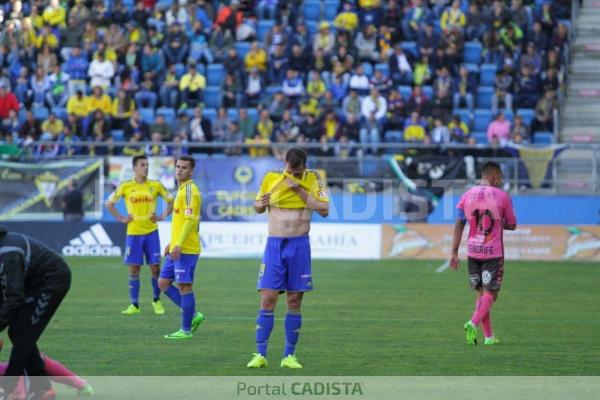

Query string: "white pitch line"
[[436, 260, 451, 273]]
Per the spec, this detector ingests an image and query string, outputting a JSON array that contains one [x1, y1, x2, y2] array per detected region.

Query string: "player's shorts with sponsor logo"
[[160, 254, 199, 284], [124, 229, 161, 265], [257, 235, 313, 292], [468, 257, 504, 291]]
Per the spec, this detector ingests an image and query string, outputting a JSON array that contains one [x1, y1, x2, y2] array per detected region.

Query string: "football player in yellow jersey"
[[105, 155, 174, 316], [247, 148, 329, 369], [157, 156, 204, 340]]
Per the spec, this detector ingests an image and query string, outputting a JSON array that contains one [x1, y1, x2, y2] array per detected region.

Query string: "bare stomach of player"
[[267, 207, 312, 237]]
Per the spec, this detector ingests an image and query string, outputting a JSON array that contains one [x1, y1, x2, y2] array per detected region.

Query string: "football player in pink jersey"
[[450, 161, 517, 345]]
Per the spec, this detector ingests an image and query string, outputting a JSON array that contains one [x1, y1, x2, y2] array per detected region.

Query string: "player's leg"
[[158, 256, 181, 308], [43, 355, 93, 394], [165, 255, 201, 339], [464, 258, 482, 345], [123, 235, 144, 314], [281, 236, 312, 368], [144, 230, 164, 313], [468, 258, 503, 345], [248, 238, 285, 367], [5, 268, 70, 396]]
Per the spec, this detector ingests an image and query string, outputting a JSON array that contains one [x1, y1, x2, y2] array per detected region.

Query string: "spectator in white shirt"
[[282, 69, 304, 104], [361, 87, 388, 122], [88, 52, 114, 89], [348, 64, 370, 96]]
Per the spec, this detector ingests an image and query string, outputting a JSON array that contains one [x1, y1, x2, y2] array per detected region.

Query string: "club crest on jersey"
[[318, 190, 328, 199], [184, 208, 193, 217]]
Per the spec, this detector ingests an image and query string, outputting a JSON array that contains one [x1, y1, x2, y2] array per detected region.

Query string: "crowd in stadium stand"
[[0, 0, 572, 159]]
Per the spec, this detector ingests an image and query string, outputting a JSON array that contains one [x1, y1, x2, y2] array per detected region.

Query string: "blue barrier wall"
[[102, 192, 599, 225]]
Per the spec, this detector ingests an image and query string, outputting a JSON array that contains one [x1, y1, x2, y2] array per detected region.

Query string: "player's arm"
[[172, 186, 200, 259], [254, 174, 272, 214], [154, 184, 175, 221], [105, 185, 132, 224], [450, 209, 467, 269], [503, 195, 517, 231], [0, 252, 26, 332]]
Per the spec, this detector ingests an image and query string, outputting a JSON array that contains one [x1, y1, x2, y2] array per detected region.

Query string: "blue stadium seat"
[[360, 159, 379, 177], [473, 109, 493, 132], [111, 130, 125, 141], [422, 85, 433, 99], [384, 130, 403, 143], [516, 108, 535, 126], [464, 63, 479, 75], [374, 63, 390, 77], [174, 63, 186, 79], [472, 132, 488, 144], [234, 42, 251, 59], [400, 41, 418, 58], [33, 106, 49, 121], [453, 109, 472, 128], [139, 108, 155, 124], [534, 131, 554, 145], [156, 107, 176, 125], [361, 62, 373, 77], [257, 20, 275, 42], [203, 86, 221, 108], [18, 108, 27, 123], [480, 64, 497, 86], [265, 86, 282, 98], [303, 0, 321, 21], [247, 108, 259, 123], [207, 64, 225, 87], [503, 109, 514, 122], [227, 108, 238, 121], [463, 41, 482, 64], [398, 85, 412, 100], [476, 86, 494, 109], [324, 0, 338, 20], [202, 107, 217, 122], [306, 21, 318, 36], [51, 107, 67, 121]]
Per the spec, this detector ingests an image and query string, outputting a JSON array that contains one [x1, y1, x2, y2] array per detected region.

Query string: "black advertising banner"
[[0, 159, 103, 220]]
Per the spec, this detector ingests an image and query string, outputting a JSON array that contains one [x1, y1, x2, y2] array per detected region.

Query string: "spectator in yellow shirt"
[[255, 110, 274, 140], [179, 64, 206, 108], [403, 112, 428, 142], [66, 90, 89, 119], [334, 3, 359, 32], [41, 113, 65, 139], [306, 71, 327, 100], [111, 89, 136, 129], [440, 0, 467, 31], [34, 25, 59, 49], [244, 41, 267, 72], [42, 0, 67, 28], [86, 86, 112, 115]]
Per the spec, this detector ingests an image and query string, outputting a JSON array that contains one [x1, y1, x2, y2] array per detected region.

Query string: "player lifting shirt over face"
[[247, 148, 329, 369]]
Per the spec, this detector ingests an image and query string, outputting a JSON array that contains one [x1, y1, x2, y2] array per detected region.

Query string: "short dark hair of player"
[[177, 155, 196, 169], [285, 148, 307, 169], [132, 155, 148, 167], [481, 161, 502, 178]]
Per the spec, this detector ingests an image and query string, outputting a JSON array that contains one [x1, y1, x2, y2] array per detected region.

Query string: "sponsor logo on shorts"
[[564, 227, 600, 259], [482, 270, 492, 285]]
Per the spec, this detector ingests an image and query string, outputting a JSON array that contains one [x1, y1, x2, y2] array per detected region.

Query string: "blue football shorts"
[[257, 235, 313, 292], [160, 254, 199, 284], [124, 230, 161, 266]]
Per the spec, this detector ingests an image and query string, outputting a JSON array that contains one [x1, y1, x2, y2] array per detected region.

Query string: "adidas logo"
[[62, 224, 122, 257]]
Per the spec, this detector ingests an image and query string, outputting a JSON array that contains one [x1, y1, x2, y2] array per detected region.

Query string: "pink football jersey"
[[456, 185, 517, 259]]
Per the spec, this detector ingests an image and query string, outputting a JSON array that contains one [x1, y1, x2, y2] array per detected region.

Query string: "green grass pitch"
[[14, 257, 600, 377]]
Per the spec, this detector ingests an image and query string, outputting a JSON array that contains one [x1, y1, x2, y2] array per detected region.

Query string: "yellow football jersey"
[[170, 180, 202, 254], [256, 169, 329, 209], [108, 180, 173, 235]]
